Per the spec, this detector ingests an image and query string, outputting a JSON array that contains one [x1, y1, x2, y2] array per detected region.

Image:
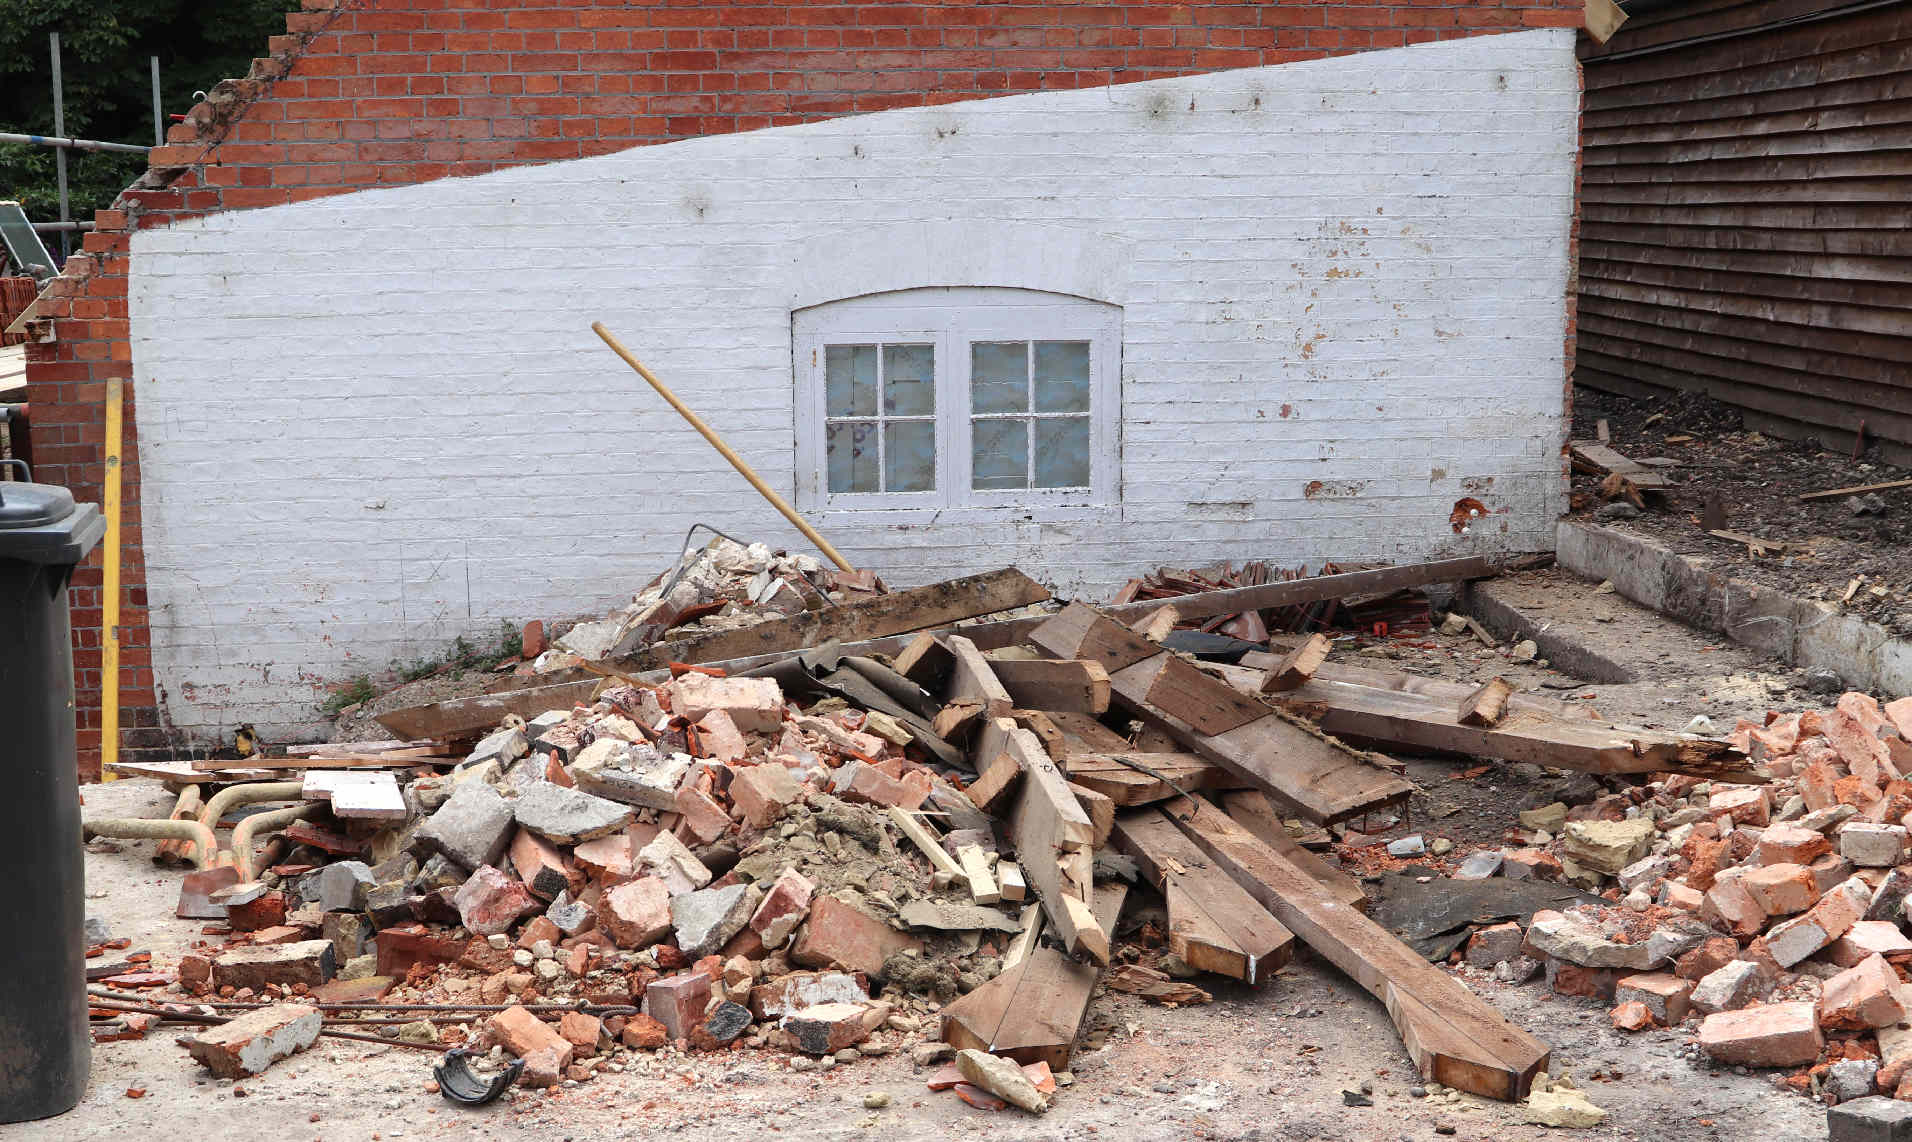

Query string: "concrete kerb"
[[1556, 520, 1912, 697], [1455, 579, 1634, 683]]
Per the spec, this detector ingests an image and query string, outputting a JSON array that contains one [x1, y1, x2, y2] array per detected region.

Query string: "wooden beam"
[[1030, 604, 1414, 825], [1220, 790, 1369, 913], [1066, 782, 1115, 849], [193, 754, 442, 773], [1130, 604, 1180, 642], [893, 632, 955, 689], [986, 658, 1111, 714], [612, 567, 1052, 670], [1259, 633, 1331, 694], [1232, 669, 1759, 780], [946, 635, 1014, 718], [965, 748, 1024, 814], [1457, 677, 1515, 727], [888, 807, 969, 886], [1164, 799, 1549, 1101], [940, 882, 1127, 1071], [1002, 726, 1103, 964], [375, 678, 598, 741], [1111, 809, 1293, 984], [957, 845, 1001, 905], [1062, 751, 1241, 807]]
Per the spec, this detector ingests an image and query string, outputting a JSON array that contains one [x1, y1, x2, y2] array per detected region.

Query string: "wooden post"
[[100, 377, 123, 781], [591, 322, 856, 572]]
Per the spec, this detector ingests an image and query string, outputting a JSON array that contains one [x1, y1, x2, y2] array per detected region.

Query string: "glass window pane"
[[970, 342, 1028, 414], [971, 418, 1029, 490], [883, 344, 935, 416], [884, 421, 936, 493], [826, 420, 878, 493], [1033, 341, 1092, 413], [1033, 417, 1091, 489], [825, 345, 877, 417]]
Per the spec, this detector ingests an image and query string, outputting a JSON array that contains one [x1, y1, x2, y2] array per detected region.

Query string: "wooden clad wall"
[[1577, 0, 1912, 465]]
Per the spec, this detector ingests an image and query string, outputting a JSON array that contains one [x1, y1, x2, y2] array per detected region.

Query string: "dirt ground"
[[27, 568, 1845, 1142], [1568, 385, 1912, 636]]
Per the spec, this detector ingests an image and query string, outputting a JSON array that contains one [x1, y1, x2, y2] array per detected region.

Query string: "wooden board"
[[946, 635, 1014, 718], [1061, 751, 1240, 807], [1800, 477, 1912, 502], [1034, 710, 1135, 756], [1003, 727, 1103, 964], [893, 631, 955, 689], [331, 776, 409, 821], [965, 748, 1024, 813], [1260, 633, 1331, 693], [1131, 604, 1180, 642], [1165, 798, 1549, 1101], [1457, 677, 1514, 727], [1569, 441, 1672, 489], [1111, 809, 1293, 984], [1221, 790, 1370, 913], [376, 678, 598, 741], [103, 759, 277, 784], [193, 754, 442, 773], [613, 567, 1052, 670], [1244, 673, 1758, 780], [940, 882, 1127, 1071], [1031, 605, 1414, 825], [987, 658, 1111, 714], [1065, 782, 1115, 849]]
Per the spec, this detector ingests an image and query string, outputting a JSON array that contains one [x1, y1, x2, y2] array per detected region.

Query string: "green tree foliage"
[[0, 0, 301, 228]]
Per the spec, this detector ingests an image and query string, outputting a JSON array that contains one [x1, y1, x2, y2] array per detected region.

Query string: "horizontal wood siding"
[[1577, 0, 1912, 463]]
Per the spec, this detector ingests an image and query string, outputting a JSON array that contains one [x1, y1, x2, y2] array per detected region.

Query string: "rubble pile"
[[99, 665, 1078, 1094], [1429, 691, 1912, 1105], [543, 538, 884, 665]]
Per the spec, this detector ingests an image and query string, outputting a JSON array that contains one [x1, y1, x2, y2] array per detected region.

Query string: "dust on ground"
[[1569, 385, 1912, 637]]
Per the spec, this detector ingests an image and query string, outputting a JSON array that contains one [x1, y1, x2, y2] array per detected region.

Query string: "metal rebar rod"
[[85, 987, 631, 1017], [85, 998, 448, 1052]]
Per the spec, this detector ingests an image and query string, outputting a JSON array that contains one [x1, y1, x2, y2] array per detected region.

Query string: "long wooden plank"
[[1111, 810, 1293, 984], [1061, 751, 1241, 807], [375, 678, 598, 741], [986, 658, 1111, 714], [1003, 726, 1103, 964], [193, 754, 444, 773], [612, 567, 1052, 670], [1243, 673, 1758, 780], [1221, 790, 1370, 913], [1031, 604, 1414, 825], [1164, 799, 1549, 1101], [1799, 477, 1912, 501]]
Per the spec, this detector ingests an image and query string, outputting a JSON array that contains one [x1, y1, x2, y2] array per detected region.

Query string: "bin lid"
[[0, 482, 104, 566], [0, 482, 76, 530]]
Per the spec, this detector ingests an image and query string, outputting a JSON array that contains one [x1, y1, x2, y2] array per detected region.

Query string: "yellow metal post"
[[100, 377, 123, 780]]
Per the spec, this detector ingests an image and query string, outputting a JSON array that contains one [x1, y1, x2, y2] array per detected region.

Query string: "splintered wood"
[[996, 722, 1105, 964], [1457, 676, 1514, 727], [1164, 797, 1549, 1100], [1259, 633, 1331, 693], [1028, 604, 1414, 825]]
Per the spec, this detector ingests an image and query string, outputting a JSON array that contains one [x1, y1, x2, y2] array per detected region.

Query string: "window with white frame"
[[793, 287, 1120, 510]]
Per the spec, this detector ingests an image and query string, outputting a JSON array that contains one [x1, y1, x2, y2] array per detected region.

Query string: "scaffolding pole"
[[0, 132, 152, 156], [50, 33, 67, 258]]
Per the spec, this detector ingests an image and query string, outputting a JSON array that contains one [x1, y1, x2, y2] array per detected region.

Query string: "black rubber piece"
[[434, 1049, 522, 1106]]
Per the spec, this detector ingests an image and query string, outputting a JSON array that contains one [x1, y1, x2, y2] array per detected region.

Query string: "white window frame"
[[793, 287, 1120, 512]]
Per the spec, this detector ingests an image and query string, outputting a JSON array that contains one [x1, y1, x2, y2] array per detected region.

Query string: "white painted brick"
[[128, 30, 1578, 745]]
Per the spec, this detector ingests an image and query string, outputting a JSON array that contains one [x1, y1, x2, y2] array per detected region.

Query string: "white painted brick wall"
[[129, 29, 1580, 743]]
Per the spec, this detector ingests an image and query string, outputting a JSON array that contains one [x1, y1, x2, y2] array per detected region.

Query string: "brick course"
[[23, 0, 1581, 776]]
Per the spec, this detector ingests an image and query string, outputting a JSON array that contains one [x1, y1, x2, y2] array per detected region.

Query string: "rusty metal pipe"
[[230, 803, 323, 879], [82, 817, 218, 869]]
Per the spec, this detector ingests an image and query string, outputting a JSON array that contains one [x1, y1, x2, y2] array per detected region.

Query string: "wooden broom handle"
[[592, 322, 857, 573]]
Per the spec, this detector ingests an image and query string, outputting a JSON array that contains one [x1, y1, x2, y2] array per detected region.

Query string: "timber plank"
[[1260, 633, 1332, 693], [375, 678, 598, 741], [1164, 799, 1549, 1101], [1003, 727, 1102, 963], [1221, 791, 1369, 913], [987, 658, 1112, 714], [613, 567, 1051, 670], [1033, 603, 1413, 825], [1111, 810, 1293, 984], [1458, 677, 1515, 727], [1062, 751, 1239, 807], [947, 636, 1015, 718]]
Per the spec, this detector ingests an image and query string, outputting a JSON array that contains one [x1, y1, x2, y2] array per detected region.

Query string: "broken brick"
[[1615, 972, 1692, 1025], [1741, 863, 1819, 917], [789, 895, 921, 978], [1609, 1000, 1654, 1032], [489, 1004, 574, 1071], [644, 972, 712, 1043], [1698, 1002, 1824, 1068], [1757, 824, 1832, 867], [620, 1013, 668, 1050], [602, 877, 674, 949], [748, 868, 815, 950], [557, 1011, 603, 1053], [782, 1000, 888, 1055], [674, 786, 732, 846], [670, 674, 785, 734], [510, 829, 575, 900], [694, 710, 749, 762], [452, 864, 542, 936], [1819, 954, 1909, 1031], [729, 763, 803, 829], [211, 941, 336, 991]]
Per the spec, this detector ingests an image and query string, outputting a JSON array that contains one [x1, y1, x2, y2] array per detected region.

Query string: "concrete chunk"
[[212, 941, 336, 990], [571, 740, 692, 811], [413, 781, 515, 871], [510, 782, 633, 845], [1830, 1096, 1912, 1142], [671, 883, 755, 960]]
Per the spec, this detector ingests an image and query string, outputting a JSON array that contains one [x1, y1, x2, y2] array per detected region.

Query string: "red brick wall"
[[25, 0, 1583, 778]]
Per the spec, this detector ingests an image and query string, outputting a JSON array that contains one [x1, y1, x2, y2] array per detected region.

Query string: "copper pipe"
[[230, 803, 323, 879], [82, 817, 219, 869]]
